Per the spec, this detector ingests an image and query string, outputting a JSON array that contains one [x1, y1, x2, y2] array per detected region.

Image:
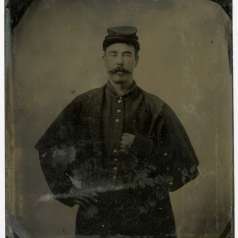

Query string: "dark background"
[[6, 0, 233, 237], [7, 0, 232, 29]]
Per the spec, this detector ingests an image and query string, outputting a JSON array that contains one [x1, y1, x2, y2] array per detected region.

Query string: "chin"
[[113, 79, 127, 84], [111, 74, 130, 84]]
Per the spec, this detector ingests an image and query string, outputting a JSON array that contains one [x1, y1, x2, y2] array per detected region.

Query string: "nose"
[[116, 55, 123, 66]]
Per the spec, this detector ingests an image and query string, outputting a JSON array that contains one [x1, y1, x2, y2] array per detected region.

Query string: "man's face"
[[103, 43, 139, 84]]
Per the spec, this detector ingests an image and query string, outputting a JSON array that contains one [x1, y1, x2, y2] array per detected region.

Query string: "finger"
[[121, 137, 129, 144], [121, 134, 128, 140], [81, 191, 98, 203], [89, 196, 98, 204], [80, 192, 95, 201], [81, 195, 98, 208], [82, 197, 95, 205], [120, 143, 126, 150], [84, 194, 98, 204], [78, 192, 92, 201], [76, 199, 89, 209], [121, 140, 130, 148], [119, 146, 128, 153]]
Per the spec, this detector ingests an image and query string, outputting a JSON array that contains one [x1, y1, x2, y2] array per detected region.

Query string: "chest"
[[102, 95, 152, 137]]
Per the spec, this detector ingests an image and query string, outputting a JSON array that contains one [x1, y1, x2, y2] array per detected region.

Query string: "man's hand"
[[69, 186, 98, 210], [120, 133, 135, 153]]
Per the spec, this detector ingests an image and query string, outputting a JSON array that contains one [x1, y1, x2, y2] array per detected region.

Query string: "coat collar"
[[105, 80, 140, 99]]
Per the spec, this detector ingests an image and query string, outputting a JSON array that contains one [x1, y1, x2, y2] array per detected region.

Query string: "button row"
[[112, 147, 119, 180], [117, 97, 123, 104]]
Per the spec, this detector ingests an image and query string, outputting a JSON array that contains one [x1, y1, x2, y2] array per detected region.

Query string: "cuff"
[[57, 197, 76, 207], [129, 134, 154, 158]]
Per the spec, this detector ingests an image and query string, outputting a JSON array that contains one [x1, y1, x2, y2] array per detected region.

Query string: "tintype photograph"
[[5, 0, 233, 238]]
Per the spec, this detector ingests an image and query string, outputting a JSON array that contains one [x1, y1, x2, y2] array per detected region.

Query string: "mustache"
[[109, 67, 131, 74]]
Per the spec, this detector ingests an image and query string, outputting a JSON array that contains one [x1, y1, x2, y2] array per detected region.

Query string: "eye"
[[123, 52, 132, 57], [108, 52, 117, 57]]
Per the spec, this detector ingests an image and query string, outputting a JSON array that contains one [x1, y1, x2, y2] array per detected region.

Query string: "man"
[[35, 26, 199, 237]]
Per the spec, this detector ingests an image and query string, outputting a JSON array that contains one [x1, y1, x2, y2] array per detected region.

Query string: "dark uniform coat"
[[35, 84, 199, 237]]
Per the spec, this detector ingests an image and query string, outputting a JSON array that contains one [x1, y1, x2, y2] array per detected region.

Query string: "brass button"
[[116, 109, 121, 113], [113, 166, 118, 171], [113, 149, 118, 153], [114, 158, 118, 162], [115, 118, 120, 123], [117, 99, 122, 104]]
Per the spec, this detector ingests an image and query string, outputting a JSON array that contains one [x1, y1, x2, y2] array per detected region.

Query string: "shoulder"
[[69, 86, 104, 105], [139, 88, 167, 115], [139, 88, 180, 121], [80, 87, 104, 98]]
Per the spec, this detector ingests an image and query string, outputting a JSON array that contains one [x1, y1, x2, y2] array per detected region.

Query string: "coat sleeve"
[[130, 104, 199, 192], [35, 97, 82, 207]]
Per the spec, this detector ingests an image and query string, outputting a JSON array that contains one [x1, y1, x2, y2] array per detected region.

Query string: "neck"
[[108, 76, 134, 96]]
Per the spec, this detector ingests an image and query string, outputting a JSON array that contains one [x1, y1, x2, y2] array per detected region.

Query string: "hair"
[[103, 41, 140, 57]]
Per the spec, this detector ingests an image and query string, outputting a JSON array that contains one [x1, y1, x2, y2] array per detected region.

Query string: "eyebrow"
[[107, 50, 133, 54], [108, 51, 118, 54], [123, 51, 133, 54]]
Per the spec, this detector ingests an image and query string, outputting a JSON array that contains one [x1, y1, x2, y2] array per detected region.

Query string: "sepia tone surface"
[[7, 0, 232, 237]]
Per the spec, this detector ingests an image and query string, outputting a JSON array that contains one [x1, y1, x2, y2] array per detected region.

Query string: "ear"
[[102, 52, 105, 60], [102, 52, 107, 66], [135, 54, 139, 67]]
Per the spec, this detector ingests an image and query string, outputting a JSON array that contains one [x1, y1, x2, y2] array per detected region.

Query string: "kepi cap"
[[103, 26, 140, 51]]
